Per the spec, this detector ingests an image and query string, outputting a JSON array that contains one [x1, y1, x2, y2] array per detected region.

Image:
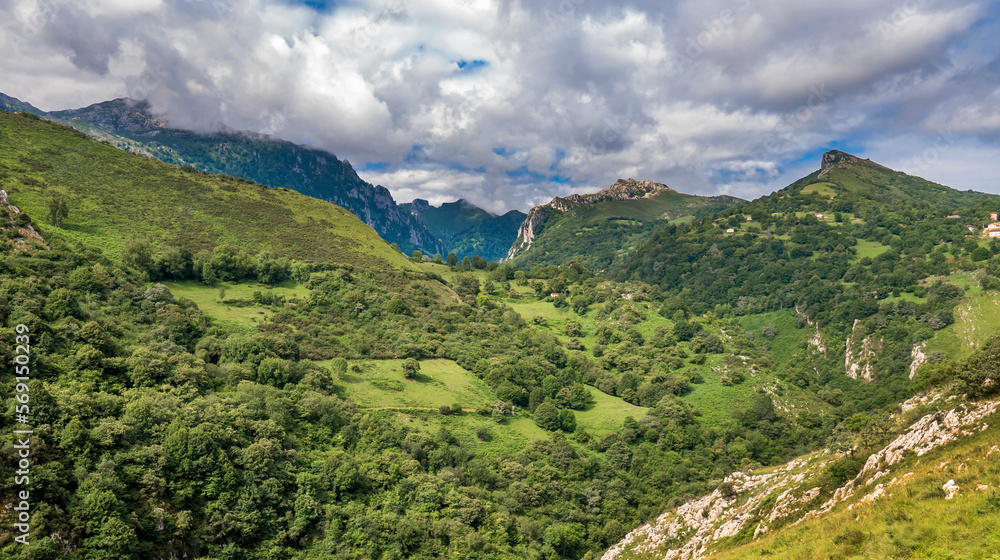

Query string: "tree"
[[447, 253, 459, 267], [564, 321, 584, 337], [606, 439, 632, 471], [46, 194, 69, 227], [559, 409, 576, 432], [533, 401, 561, 431], [387, 296, 412, 315], [122, 238, 153, 272], [672, 320, 701, 341], [402, 358, 421, 379]]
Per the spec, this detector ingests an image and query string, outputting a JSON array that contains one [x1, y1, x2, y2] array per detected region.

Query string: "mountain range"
[[3, 91, 1000, 559], [0, 93, 451, 255]]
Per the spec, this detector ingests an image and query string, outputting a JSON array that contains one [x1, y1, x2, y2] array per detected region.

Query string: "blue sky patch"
[[455, 59, 488, 73]]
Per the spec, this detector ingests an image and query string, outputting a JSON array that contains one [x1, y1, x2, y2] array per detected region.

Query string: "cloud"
[[0, 0, 998, 211]]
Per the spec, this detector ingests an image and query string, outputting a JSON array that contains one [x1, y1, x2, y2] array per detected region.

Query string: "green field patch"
[[575, 390, 649, 436], [329, 358, 498, 410], [927, 290, 1000, 359], [882, 291, 928, 304], [161, 280, 309, 326], [678, 354, 758, 427], [800, 182, 837, 197], [852, 239, 890, 260], [741, 310, 806, 366], [388, 409, 562, 458]]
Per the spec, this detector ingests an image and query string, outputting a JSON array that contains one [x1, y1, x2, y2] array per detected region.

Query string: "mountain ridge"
[[0, 108, 417, 271], [1, 93, 446, 255], [506, 178, 743, 267]]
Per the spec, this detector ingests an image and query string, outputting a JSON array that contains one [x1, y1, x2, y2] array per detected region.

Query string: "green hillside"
[[446, 209, 525, 262], [3, 113, 1000, 560], [509, 179, 741, 271], [618, 150, 1000, 403], [0, 110, 412, 272], [607, 330, 1000, 560], [14, 95, 445, 255]]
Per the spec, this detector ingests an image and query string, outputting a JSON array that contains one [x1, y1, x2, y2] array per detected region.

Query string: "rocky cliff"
[[506, 206, 549, 260], [603, 394, 1000, 560], [548, 179, 677, 212], [818, 150, 894, 179]]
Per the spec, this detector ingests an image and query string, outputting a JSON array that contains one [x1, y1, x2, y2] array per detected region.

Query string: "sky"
[[1, 0, 998, 213]]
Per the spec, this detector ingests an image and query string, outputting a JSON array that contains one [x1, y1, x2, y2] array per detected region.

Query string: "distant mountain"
[[400, 198, 526, 262], [0, 92, 43, 115], [0, 93, 444, 255], [506, 178, 742, 271]]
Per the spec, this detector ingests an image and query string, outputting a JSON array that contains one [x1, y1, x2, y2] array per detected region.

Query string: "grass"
[[881, 291, 927, 304], [926, 290, 1000, 359], [161, 280, 310, 326], [328, 358, 498, 410], [679, 354, 759, 426], [852, 239, 890, 260], [740, 311, 807, 367], [576, 390, 649, 436], [383, 408, 554, 458], [800, 182, 837, 197]]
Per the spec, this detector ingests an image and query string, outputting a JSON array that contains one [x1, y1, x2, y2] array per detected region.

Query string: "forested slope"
[[2, 116, 1000, 560]]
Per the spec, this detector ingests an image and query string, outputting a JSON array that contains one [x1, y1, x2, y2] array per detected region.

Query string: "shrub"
[[533, 401, 561, 431], [402, 358, 420, 379]]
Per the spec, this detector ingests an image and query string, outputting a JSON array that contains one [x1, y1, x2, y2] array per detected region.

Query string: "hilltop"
[[506, 178, 742, 270]]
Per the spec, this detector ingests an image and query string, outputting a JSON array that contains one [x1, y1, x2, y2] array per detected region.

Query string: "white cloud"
[[0, 0, 997, 211]]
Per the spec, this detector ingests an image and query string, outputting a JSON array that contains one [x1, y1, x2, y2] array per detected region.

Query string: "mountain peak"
[[53, 97, 169, 132], [819, 150, 893, 178]]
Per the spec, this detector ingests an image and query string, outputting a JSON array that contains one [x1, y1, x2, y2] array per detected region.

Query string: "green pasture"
[[160, 280, 308, 326]]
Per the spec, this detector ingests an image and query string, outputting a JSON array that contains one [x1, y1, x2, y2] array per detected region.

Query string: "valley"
[[1, 105, 1000, 560]]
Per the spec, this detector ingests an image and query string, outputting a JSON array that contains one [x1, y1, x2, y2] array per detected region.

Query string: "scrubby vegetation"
[[2, 112, 1000, 560]]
